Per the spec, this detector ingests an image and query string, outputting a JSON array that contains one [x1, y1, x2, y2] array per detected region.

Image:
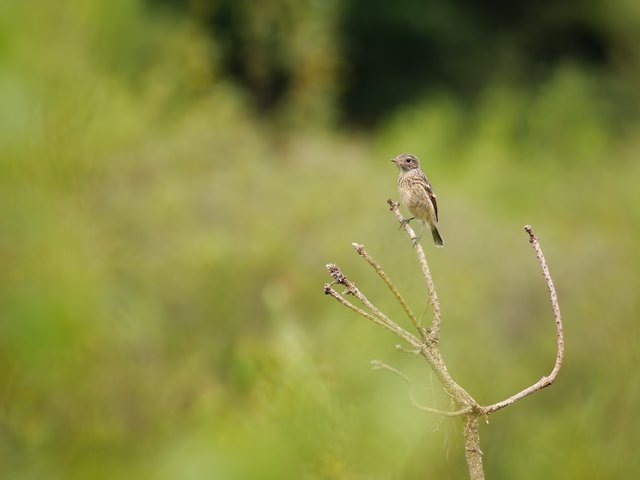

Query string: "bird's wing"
[[420, 174, 439, 222]]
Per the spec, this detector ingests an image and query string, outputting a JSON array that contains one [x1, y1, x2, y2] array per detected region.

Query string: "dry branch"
[[323, 202, 564, 480], [481, 225, 564, 414], [387, 199, 442, 340]]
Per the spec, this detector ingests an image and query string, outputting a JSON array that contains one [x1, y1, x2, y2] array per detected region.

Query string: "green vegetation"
[[2, 1, 640, 478]]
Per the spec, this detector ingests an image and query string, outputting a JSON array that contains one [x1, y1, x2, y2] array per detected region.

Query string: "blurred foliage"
[[340, 0, 614, 123], [153, 0, 640, 125], [1, 0, 640, 478], [151, 0, 342, 126]]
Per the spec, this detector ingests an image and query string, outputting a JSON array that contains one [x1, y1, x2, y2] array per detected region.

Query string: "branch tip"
[[524, 224, 535, 243], [325, 263, 347, 284]]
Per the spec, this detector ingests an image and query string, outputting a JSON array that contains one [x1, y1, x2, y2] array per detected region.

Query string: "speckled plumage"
[[392, 153, 443, 247]]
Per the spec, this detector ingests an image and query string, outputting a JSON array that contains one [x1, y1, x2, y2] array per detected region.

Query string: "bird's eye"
[[405, 158, 410, 163]]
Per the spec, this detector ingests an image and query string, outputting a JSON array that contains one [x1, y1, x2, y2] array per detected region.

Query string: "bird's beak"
[[390, 158, 397, 164]]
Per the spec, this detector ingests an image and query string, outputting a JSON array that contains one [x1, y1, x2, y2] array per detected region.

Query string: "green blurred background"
[[2, 0, 640, 478]]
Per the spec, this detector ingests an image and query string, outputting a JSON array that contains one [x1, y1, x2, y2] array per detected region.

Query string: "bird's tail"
[[431, 226, 444, 247]]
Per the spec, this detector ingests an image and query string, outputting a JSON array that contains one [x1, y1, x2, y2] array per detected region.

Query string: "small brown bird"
[[392, 153, 444, 247]]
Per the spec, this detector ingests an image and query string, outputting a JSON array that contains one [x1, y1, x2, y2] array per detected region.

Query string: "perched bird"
[[392, 153, 444, 247]]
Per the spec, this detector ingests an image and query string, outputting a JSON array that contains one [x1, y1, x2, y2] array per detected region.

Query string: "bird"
[[391, 153, 444, 247]]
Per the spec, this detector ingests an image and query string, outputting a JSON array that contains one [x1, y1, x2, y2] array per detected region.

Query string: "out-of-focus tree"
[[339, 0, 622, 123], [152, 0, 342, 126], [153, 0, 640, 126]]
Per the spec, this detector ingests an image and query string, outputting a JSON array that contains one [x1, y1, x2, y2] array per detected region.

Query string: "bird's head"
[[391, 153, 421, 172]]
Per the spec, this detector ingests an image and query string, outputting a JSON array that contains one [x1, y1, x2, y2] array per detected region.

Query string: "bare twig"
[[481, 225, 564, 414], [396, 344, 421, 355], [371, 360, 472, 417], [387, 199, 442, 340], [324, 284, 406, 339], [325, 266, 422, 349], [352, 242, 427, 342]]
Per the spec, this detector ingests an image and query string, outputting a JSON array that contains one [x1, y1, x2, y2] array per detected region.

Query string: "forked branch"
[[323, 202, 564, 480]]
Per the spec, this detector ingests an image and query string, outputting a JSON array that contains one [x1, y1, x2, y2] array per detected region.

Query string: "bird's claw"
[[399, 217, 414, 230]]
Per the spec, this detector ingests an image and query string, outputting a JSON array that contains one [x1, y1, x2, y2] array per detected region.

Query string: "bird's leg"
[[399, 217, 415, 229], [412, 221, 426, 248]]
